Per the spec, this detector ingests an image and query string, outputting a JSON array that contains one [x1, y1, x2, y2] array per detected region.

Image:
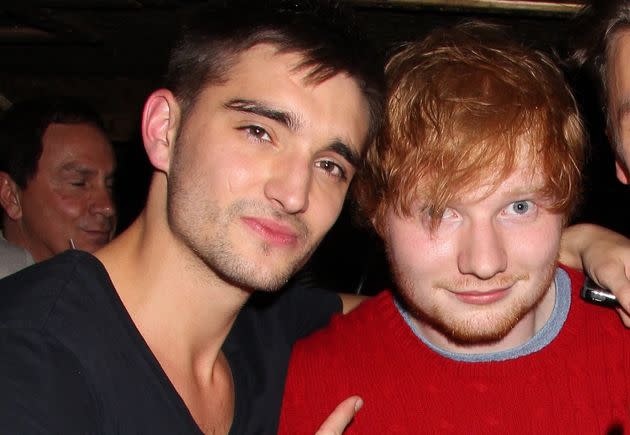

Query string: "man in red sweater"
[[279, 21, 630, 434]]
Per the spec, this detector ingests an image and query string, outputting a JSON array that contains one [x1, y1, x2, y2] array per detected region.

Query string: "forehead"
[[462, 165, 543, 203], [419, 143, 542, 203], [40, 122, 115, 171], [609, 28, 630, 66], [192, 43, 371, 151], [608, 30, 630, 92], [607, 31, 630, 139]]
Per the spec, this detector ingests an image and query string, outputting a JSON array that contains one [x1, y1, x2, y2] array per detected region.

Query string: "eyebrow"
[[60, 163, 115, 178], [224, 98, 361, 169], [327, 140, 360, 169], [61, 164, 95, 175], [224, 99, 301, 131], [500, 184, 546, 200]]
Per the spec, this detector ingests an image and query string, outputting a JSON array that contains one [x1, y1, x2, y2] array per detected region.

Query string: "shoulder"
[[0, 237, 33, 279], [231, 283, 343, 343], [0, 250, 111, 332], [0, 326, 99, 432], [280, 292, 394, 435], [557, 264, 630, 343], [558, 263, 584, 288], [289, 290, 393, 368]]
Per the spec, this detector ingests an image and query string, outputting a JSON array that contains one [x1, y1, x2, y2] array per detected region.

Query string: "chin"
[[443, 317, 519, 345]]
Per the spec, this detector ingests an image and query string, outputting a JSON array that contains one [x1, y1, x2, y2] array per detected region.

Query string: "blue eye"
[[509, 200, 532, 215]]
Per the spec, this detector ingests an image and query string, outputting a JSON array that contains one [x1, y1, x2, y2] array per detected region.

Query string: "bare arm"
[[560, 223, 630, 326]]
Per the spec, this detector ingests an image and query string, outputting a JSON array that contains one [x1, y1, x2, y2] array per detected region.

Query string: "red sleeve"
[[279, 293, 391, 434]]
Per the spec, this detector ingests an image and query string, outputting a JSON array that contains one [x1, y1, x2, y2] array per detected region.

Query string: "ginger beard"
[[391, 257, 557, 346]]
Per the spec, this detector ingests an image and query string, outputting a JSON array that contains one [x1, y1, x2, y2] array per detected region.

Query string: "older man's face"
[[17, 122, 116, 261]]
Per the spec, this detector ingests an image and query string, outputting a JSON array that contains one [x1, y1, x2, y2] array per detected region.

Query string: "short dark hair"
[[165, 0, 385, 149], [571, 1, 630, 126], [0, 96, 106, 188]]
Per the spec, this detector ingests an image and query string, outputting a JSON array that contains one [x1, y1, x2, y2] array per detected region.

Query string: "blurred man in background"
[[0, 96, 116, 277]]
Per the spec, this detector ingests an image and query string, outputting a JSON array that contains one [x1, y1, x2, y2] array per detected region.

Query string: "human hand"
[[561, 224, 630, 326], [315, 396, 363, 435]]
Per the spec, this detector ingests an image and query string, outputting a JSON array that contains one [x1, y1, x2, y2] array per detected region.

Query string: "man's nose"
[[264, 154, 311, 214], [457, 220, 507, 279], [89, 185, 116, 218]]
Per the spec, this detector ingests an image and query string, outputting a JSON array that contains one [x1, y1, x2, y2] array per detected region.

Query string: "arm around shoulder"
[[560, 223, 630, 323]]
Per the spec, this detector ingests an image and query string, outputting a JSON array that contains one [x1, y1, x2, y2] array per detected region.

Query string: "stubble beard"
[[166, 153, 315, 292], [395, 262, 557, 347]]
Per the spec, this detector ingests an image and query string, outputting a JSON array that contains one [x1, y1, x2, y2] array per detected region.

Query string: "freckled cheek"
[[506, 221, 562, 267], [387, 222, 444, 268]]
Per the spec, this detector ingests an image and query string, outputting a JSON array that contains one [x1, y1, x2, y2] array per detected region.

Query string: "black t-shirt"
[[0, 251, 341, 434]]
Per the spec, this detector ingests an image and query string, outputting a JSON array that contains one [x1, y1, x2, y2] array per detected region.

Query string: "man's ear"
[[615, 158, 630, 184], [141, 89, 181, 173], [0, 172, 22, 221]]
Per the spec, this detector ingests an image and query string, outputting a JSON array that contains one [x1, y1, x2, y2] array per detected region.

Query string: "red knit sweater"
[[279, 267, 630, 434]]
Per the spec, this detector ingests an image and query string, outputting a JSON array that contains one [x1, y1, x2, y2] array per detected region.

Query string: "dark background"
[[1, 0, 628, 295]]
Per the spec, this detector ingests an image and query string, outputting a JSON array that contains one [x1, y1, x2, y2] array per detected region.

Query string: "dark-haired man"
[[1, 4, 630, 435], [0, 97, 116, 277], [0, 2, 381, 434]]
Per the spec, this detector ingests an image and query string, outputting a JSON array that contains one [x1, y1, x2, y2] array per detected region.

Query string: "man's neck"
[[95, 207, 249, 433], [97, 213, 249, 367]]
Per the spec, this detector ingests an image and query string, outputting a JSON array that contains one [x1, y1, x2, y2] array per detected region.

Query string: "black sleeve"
[[224, 285, 343, 435], [0, 330, 100, 434], [272, 284, 342, 344]]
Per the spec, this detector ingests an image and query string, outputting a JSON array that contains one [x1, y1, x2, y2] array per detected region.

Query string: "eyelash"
[[240, 125, 272, 143], [315, 159, 347, 181], [503, 200, 536, 216], [238, 125, 349, 181]]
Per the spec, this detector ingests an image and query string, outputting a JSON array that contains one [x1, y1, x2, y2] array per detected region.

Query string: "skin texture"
[[0, 122, 116, 261], [607, 29, 630, 184], [165, 44, 371, 292], [382, 161, 564, 354]]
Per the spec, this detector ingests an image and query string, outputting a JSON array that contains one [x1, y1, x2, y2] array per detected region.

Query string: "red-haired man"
[[280, 22, 630, 434]]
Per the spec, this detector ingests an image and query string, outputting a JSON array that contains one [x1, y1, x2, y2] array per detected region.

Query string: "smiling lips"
[[241, 217, 300, 246], [81, 228, 112, 245], [452, 287, 511, 305]]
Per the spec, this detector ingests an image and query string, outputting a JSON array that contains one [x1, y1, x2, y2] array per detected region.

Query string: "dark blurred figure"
[[0, 96, 116, 277], [573, 1, 630, 183]]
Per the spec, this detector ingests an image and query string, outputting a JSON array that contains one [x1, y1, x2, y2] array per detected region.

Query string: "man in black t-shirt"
[[3, 2, 630, 435], [0, 2, 383, 433]]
